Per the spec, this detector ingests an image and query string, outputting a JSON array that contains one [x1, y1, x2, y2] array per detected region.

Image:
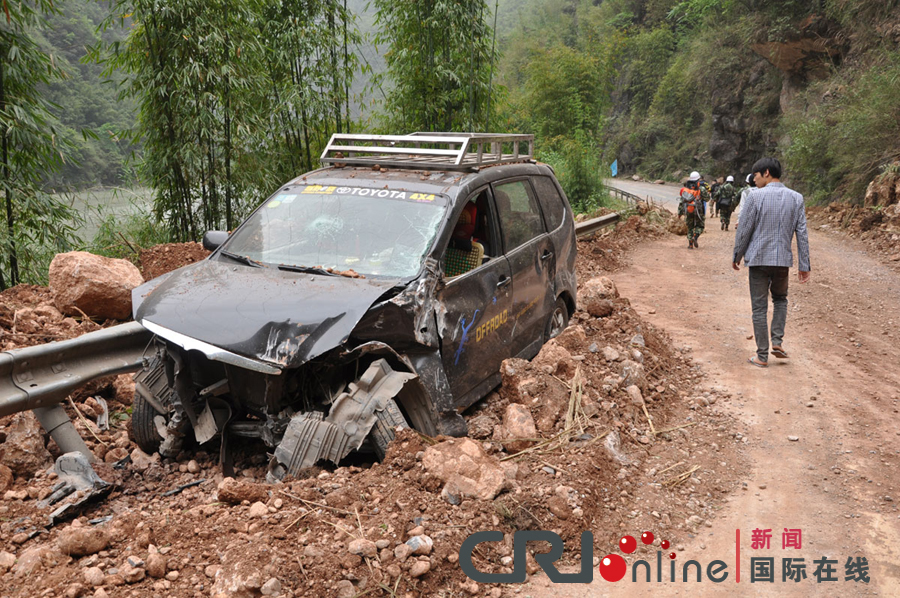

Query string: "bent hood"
[[132, 259, 401, 369]]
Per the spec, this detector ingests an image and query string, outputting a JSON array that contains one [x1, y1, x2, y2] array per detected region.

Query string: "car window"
[[532, 176, 566, 231], [442, 189, 498, 278], [224, 185, 447, 278], [494, 180, 545, 252]]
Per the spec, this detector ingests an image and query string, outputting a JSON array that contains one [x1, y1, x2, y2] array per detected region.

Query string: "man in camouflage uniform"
[[716, 175, 739, 231], [678, 171, 709, 249]]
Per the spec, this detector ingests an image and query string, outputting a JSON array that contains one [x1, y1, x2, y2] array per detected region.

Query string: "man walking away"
[[733, 173, 755, 229], [732, 158, 811, 368], [718, 176, 738, 231], [678, 171, 707, 249], [699, 176, 713, 218], [710, 180, 722, 218]]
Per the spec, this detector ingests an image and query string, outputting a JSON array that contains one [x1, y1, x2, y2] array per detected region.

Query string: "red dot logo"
[[598, 554, 627, 582], [599, 530, 674, 582]]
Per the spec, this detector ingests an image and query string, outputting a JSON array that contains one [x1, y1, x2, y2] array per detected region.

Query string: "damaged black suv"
[[129, 134, 576, 480]]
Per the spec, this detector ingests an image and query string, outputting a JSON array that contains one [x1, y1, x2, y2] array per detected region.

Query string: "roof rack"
[[319, 133, 535, 171]]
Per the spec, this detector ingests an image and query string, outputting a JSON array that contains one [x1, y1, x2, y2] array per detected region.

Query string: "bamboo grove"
[[0, 0, 84, 289], [0, 0, 503, 285], [373, 0, 497, 133], [97, 0, 361, 240], [94, 0, 499, 242]]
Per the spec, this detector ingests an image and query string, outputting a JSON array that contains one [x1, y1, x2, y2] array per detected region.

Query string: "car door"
[[493, 178, 555, 360], [436, 187, 514, 404]]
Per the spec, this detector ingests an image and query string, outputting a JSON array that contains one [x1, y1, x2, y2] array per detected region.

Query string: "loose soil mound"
[[807, 203, 900, 267], [139, 242, 210, 281]]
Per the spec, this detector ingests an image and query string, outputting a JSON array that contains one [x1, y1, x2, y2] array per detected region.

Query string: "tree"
[[98, 0, 359, 240], [0, 0, 79, 289], [373, 0, 499, 132]]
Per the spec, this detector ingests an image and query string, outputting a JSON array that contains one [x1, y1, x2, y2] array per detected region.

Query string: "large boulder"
[[577, 277, 619, 318], [0, 412, 52, 477], [422, 438, 507, 500], [49, 251, 144, 320]]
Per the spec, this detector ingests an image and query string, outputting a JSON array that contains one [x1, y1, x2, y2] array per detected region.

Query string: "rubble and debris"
[[807, 201, 900, 268], [0, 412, 52, 477], [0, 223, 746, 597], [41, 453, 113, 526], [421, 438, 508, 500], [56, 526, 110, 557], [216, 477, 269, 505]]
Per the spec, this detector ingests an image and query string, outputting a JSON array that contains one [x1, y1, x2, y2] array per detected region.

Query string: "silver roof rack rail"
[[319, 132, 535, 171]]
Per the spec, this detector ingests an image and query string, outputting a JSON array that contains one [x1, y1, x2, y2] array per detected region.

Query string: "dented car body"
[[126, 135, 575, 478]]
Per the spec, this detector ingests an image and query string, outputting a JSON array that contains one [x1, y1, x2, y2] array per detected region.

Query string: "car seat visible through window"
[[444, 202, 484, 277]]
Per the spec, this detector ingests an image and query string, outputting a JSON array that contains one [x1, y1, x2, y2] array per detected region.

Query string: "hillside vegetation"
[[496, 0, 900, 204]]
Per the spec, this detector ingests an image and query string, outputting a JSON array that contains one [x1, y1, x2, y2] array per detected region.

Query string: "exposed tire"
[[369, 398, 408, 461], [132, 393, 164, 454], [545, 296, 570, 341]]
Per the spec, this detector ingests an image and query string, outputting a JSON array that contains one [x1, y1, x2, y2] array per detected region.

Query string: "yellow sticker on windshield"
[[267, 200, 282, 208], [302, 185, 337, 195], [410, 193, 436, 202]]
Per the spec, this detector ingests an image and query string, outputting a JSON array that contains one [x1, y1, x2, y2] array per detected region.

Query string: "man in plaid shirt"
[[732, 158, 811, 368]]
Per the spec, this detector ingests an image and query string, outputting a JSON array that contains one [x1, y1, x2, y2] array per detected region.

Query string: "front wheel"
[[545, 297, 570, 341], [132, 393, 165, 454]]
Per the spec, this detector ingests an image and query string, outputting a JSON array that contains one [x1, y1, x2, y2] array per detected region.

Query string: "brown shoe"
[[748, 356, 768, 368], [771, 346, 789, 359]]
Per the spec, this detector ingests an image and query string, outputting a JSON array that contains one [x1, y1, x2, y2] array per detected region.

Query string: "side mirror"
[[202, 231, 229, 251]]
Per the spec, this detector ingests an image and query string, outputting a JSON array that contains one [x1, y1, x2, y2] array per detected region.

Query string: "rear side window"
[[494, 180, 545, 252], [532, 176, 566, 231]]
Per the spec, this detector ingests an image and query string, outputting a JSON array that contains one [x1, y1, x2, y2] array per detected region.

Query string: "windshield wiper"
[[220, 250, 265, 268], [276, 264, 339, 276]]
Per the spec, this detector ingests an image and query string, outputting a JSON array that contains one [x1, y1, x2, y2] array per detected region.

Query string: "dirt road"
[[530, 185, 900, 596]]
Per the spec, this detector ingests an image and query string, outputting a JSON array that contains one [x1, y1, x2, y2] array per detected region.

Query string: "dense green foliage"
[[0, 0, 83, 288], [372, 0, 498, 132], [97, 0, 360, 241], [498, 0, 900, 205], [39, 0, 137, 189], [784, 49, 900, 203]]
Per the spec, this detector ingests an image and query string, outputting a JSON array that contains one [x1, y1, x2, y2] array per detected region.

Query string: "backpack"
[[680, 188, 701, 217], [718, 183, 736, 207]]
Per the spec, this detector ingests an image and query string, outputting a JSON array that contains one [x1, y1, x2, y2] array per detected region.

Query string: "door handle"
[[541, 250, 553, 261], [496, 276, 511, 289]]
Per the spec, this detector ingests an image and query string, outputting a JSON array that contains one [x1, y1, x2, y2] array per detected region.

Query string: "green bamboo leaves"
[[98, 0, 360, 241], [373, 0, 498, 132]]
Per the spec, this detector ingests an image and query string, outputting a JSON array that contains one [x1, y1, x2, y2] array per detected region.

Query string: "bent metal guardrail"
[[0, 321, 152, 418], [574, 213, 621, 237]]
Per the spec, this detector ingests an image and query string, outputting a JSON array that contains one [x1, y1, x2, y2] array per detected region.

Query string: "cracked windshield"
[[224, 187, 447, 278]]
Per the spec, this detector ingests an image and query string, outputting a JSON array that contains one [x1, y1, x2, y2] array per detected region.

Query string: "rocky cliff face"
[[751, 15, 848, 114], [864, 163, 900, 208]]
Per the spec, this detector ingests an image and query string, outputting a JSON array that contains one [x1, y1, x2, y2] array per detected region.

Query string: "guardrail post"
[[34, 405, 95, 461]]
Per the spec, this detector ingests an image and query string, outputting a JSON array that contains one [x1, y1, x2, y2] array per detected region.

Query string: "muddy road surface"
[[530, 184, 900, 596]]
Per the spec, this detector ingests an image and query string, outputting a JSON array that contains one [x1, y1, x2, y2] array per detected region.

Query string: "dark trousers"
[[749, 266, 789, 362], [720, 205, 734, 227]]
